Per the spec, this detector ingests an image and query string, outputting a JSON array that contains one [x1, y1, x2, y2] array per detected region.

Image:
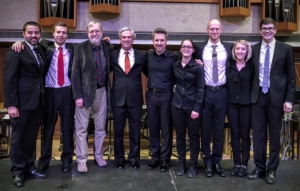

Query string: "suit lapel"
[[87, 41, 97, 70], [271, 41, 280, 71], [253, 42, 262, 72], [23, 42, 40, 68]]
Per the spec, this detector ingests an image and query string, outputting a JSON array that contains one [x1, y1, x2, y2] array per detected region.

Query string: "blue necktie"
[[262, 44, 270, 93]]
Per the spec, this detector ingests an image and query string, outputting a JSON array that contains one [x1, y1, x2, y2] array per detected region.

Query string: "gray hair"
[[86, 21, 102, 31], [118, 27, 136, 38]]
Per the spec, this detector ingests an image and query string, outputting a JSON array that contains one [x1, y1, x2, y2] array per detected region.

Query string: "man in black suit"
[[3, 21, 47, 187], [36, 22, 75, 173], [72, 21, 113, 173], [110, 27, 147, 170], [248, 18, 295, 184], [12, 22, 75, 173], [194, 19, 232, 177]]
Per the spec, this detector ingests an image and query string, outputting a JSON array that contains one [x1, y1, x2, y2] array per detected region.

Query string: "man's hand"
[[8, 106, 19, 118], [283, 102, 293, 113], [12, 41, 24, 53], [191, 111, 199, 120], [75, 98, 84, 108], [102, 37, 110, 43], [195, 59, 203, 66]]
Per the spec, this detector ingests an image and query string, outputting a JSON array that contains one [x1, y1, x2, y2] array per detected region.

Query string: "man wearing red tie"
[[110, 27, 147, 170]]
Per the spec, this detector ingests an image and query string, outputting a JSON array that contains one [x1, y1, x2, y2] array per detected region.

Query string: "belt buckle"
[[153, 88, 159, 93], [212, 86, 219, 91]]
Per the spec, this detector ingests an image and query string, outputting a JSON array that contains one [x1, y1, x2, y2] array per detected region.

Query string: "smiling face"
[[23, 25, 41, 46], [153, 33, 167, 55], [119, 30, 134, 51], [87, 23, 102, 46], [207, 19, 222, 44], [260, 23, 277, 44], [234, 43, 247, 62], [180, 40, 195, 58], [53, 26, 68, 46]]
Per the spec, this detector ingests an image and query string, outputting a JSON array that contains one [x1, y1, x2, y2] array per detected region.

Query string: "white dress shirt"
[[202, 40, 228, 86], [259, 39, 276, 87]]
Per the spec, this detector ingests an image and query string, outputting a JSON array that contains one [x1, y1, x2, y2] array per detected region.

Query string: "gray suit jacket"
[[72, 40, 114, 107]]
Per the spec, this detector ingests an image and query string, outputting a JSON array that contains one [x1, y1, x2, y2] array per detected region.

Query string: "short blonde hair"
[[86, 21, 102, 31], [232, 39, 252, 62]]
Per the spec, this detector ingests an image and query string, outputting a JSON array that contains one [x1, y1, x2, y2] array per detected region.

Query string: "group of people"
[[3, 16, 295, 188]]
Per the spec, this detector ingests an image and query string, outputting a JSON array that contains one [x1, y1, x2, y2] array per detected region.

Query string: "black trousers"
[[113, 104, 141, 162], [251, 91, 283, 172], [201, 87, 227, 166], [38, 86, 75, 166], [146, 90, 173, 162], [171, 106, 200, 167], [10, 100, 43, 176], [227, 103, 250, 166]]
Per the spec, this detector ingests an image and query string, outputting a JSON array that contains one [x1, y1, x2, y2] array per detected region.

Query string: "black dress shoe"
[[27, 170, 47, 179], [230, 165, 240, 176], [130, 161, 140, 170], [116, 161, 124, 170], [187, 166, 197, 178], [213, 163, 226, 177], [266, 170, 276, 184], [11, 175, 24, 187], [248, 169, 266, 180], [62, 164, 72, 173], [160, 160, 169, 172], [176, 165, 185, 176], [37, 164, 49, 172], [147, 160, 160, 170], [238, 166, 247, 177], [204, 165, 213, 177]]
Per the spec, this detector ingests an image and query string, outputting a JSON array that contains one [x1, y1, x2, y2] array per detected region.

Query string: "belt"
[[205, 84, 226, 91], [148, 88, 171, 93], [97, 84, 105, 89]]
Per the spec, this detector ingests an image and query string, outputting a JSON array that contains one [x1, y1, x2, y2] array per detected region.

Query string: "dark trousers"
[[38, 86, 74, 167], [171, 106, 200, 167], [201, 87, 227, 166], [227, 103, 250, 166], [10, 100, 43, 176], [146, 90, 173, 162], [251, 91, 283, 172], [113, 104, 141, 162]]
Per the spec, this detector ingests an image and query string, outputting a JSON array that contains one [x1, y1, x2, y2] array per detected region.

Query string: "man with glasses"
[[194, 19, 232, 178], [248, 17, 295, 184], [72, 21, 113, 173]]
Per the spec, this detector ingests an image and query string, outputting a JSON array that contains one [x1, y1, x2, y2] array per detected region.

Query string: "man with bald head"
[[194, 19, 232, 177]]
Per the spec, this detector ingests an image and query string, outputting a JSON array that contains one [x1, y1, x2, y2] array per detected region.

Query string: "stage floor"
[[0, 159, 299, 191]]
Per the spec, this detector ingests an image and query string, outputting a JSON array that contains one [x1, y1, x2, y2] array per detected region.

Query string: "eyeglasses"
[[181, 46, 194, 50], [261, 27, 275, 32]]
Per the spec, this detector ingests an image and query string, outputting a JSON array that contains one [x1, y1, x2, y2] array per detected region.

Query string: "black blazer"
[[193, 40, 233, 82], [251, 41, 295, 107], [110, 48, 147, 107], [39, 39, 74, 81], [72, 40, 114, 107], [4, 42, 46, 110]]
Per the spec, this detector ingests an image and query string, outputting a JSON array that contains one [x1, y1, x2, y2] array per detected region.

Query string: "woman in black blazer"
[[227, 40, 253, 177], [171, 39, 204, 178]]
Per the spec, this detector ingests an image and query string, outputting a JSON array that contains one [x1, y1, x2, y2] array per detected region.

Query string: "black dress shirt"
[[91, 43, 107, 86], [227, 60, 253, 105], [147, 50, 180, 89], [171, 59, 204, 112]]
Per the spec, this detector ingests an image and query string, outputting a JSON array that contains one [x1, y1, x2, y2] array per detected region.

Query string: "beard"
[[89, 36, 101, 45]]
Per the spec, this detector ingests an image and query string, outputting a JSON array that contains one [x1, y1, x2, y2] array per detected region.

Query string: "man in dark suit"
[[72, 21, 114, 173], [36, 22, 75, 173], [248, 18, 295, 184], [12, 22, 75, 173], [3, 21, 47, 187], [194, 19, 232, 177], [110, 27, 147, 170]]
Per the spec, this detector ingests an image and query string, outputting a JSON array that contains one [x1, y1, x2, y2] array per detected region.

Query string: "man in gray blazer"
[[248, 17, 295, 184], [72, 21, 114, 173]]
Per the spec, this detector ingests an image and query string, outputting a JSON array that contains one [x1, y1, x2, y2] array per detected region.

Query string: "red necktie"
[[125, 51, 131, 74], [58, 47, 64, 86]]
